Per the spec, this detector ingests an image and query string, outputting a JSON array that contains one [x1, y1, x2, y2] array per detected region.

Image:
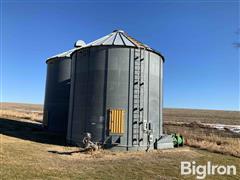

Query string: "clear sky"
[[1, 0, 239, 110]]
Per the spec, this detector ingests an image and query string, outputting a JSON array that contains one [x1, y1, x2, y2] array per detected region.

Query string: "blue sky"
[[1, 0, 239, 110]]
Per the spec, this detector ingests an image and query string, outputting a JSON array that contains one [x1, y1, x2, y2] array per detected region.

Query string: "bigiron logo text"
[[180, 161, 237, 179]]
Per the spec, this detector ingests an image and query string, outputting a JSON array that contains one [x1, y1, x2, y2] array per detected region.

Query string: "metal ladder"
[[132, 48, 145, 146]]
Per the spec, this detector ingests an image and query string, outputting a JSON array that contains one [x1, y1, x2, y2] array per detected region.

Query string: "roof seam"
[[119, 33, 126, 46], [112, 32, 118, 45], [121, 32, 137, 47], [101, 33, 114, 45]]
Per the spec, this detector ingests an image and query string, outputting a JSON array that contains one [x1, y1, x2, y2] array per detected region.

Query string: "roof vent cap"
[[74, 40, 86, 47], [113, 29, 124, 33]]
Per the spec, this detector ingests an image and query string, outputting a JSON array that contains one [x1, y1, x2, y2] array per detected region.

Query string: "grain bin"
[[67, 30, 167, 150], [43, 41, 85, 134]]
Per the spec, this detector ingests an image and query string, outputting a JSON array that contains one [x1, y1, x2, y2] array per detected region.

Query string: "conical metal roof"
[[47, 30, 164, 63], [47, 48, 76, 60], [82, 30, 164, 60], [85, 30, 152, 50]]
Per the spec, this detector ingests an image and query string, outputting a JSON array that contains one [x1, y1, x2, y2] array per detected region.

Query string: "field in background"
[[163, 108, 240, 158], [1, 102, 43, 111], [0, 102, 43, 122], [1, 103, 239, 125], [0, 102, 240, 179], [164, 122, 240, 157], [163, 108, 240, 125]]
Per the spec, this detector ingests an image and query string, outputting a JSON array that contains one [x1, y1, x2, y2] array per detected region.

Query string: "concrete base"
[[109, 145, 154, 151], [104, 135, 174, 151], [66, 134, 174, 151], [155, 134, 174, 149]]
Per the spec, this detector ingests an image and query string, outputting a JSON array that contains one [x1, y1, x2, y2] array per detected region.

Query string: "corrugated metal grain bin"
[[43, 41, 85, 134], [67, 30, 165, 150]]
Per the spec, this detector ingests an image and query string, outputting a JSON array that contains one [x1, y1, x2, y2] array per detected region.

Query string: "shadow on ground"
[[48, 150, 83, 155], [0, 117, 66, 145]]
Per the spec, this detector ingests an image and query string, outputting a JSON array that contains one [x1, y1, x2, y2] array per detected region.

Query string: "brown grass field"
[[0, 102, 43, 122], [163, 108, 240, 158], [0, 103, 239, 179], [163, 108, 240, 125]]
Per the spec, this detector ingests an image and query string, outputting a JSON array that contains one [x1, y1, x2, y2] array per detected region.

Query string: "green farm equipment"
[[172, 134, 184, 147]]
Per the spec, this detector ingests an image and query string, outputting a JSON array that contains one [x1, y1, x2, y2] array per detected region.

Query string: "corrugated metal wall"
[[43, 57, 71, 134], [67, 46, 163, 150]]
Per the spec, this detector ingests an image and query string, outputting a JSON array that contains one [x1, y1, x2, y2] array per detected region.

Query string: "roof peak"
[[85, 30, 146, 48], [113, 29, 125, 33]]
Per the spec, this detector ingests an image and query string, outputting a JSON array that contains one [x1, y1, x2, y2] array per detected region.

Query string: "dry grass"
[[164, 108, 240, 158], [0, 103, 240, 179], [164, 122, 240, 158], [1, 126, 239, 179], [0, 109, 43, 122], [185, 134, 240, 158], [164, 108, 240, 125], [0, 102, 43, 122], [1, 102, 43, 111]]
